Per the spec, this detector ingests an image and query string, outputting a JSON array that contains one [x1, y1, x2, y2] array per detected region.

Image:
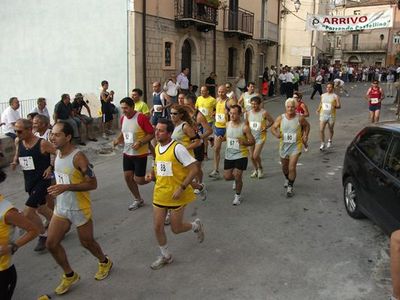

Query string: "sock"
[[191, 221, 200, 232], [65, 271, 74, 278], [159, 244, 171, 258], [288, 180, 295, 187]]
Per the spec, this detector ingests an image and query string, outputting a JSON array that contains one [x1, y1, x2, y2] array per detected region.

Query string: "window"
[[385, 139, 400, 179], [228, 47, 237, 77], [352, 34, 359, 50], [394, 36, 400, 44], [356, 130, 392, 166], [302, 56, 311, 66], [164, 42, 172, 67], [162, 40, 175, 70], [336, 37, 342, 49], [354, 10, 361, 15]]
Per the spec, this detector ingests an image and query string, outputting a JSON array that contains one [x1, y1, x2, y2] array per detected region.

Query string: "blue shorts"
[[214, 127, 226, 137], [369, 104, 381, 112]]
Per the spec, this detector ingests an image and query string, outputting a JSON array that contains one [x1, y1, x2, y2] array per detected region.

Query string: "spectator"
[[100, 80, 115, 140], [177, 67, 190, 94], [131, 88, 150, 117], [310, 72, 323, 100], [205, 72, 217, 98], [285, 67, 294, 98], [163, 73, 180, 103], [72, 93, 97, 142], [269, 66, 277, 96], [53, 93, 85, 145], [27, 112, 39, 121], [32, 114, 51, 141], [31, 98, 50, 120], [234, 70, 246, 98], [1, 97, 20, 139], [387, 71, 395, 98]]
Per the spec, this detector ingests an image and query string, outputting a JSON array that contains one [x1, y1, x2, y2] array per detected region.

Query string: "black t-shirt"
[[205, 77, 216, 97], [72, 100, 84, 115], [54, 100, 72, 120]]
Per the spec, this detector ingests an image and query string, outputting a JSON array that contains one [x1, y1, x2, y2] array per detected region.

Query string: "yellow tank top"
[[215, 99, 227, 128], [0, 196, 15, 271], [153, 141, 195, 206]]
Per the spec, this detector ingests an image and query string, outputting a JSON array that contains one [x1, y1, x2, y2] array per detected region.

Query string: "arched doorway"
[[181, 39, 192, 81], [245, 48, 252, 83], [348, 55, 360, 67]]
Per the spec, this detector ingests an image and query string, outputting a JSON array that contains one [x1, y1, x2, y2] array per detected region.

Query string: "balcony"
[[175, 0, 218, 32], [257, 21, 278, 45], [342, 42, 388, 53], [223, 7, 254, 39]]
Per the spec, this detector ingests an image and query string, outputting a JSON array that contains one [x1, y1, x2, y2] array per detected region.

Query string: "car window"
[[385, 137, 400, 179], [356, 130, 391, 166]]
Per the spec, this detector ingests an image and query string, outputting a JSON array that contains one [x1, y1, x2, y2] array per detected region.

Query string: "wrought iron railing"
[[343, 42, 388, 51], [223, 7, 254, 36], [0, 98, 37, 134], [175, 0, 218, 25]]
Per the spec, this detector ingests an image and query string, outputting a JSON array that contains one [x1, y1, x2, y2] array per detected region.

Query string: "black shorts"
[[153, 203, 184, 210], [26, 180, 51, 208], [101, 102, 114, 123], [193, 145, 204, 162], [123, 155, 147, 177], [224, 157, 248, 171]]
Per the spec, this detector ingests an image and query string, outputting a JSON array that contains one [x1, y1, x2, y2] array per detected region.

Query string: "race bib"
[[54, 172, 70, 185], [250, 121, 261, 131], [216, 113, 225, 123], [227, 138, 240, 150], [283, 133, 297, 143], [370, 98, 379, 104], [199, 107, 209, 116], [123, 132, 134, 144], [322, 103, 332, 111], [153, 105, 163, 112], [18, 157, 35, 171], [156, 161, 173, 177]]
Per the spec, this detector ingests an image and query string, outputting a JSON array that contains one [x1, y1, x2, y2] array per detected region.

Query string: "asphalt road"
[[5, 82, 400, 300]]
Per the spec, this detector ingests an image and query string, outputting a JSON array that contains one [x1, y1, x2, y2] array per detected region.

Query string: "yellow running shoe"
[[95, 256, 113, 280], [55, 272, 80, 295]]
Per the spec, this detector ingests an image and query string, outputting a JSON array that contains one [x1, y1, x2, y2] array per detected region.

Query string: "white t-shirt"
[[164, 80, 180, 97], [334, 78, 344, 86], [34, 128, 51, 141], [159, 140, 196, 167], [32, 107, 50, 119], [177, 73, 189, 90], [285, 72, 294, 83], [1, 106, 20, 134]]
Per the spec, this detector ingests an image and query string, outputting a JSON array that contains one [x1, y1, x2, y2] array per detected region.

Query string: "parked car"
[[342, 121, 400, 235]]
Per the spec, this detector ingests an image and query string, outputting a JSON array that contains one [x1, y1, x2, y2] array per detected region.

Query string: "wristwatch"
[[9, 242, 18, 255]]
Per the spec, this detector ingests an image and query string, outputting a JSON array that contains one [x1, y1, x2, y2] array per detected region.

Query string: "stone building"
[[130, 0, 280, 101]]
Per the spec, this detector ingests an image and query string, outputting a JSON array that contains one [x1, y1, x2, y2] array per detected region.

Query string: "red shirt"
[[367, 87, 382, 106]]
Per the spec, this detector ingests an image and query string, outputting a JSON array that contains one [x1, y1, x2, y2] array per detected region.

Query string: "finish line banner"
[[306, 9, 393, 31]]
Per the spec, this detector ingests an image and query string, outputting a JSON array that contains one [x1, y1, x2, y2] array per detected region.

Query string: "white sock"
[[159, 244, 170, 258], [191, 221, 199, 232], [40, 229, 48, 237]]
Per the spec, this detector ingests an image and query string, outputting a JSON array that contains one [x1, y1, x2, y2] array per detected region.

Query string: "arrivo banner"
[[306, 9, 393, 31]]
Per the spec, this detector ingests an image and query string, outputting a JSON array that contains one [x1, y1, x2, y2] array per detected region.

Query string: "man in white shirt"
[[285, 67, 294, 98], [164, 73, 180, 103], [1, 97, 21, 139], [177, 68, 190, 94], [31, 98, 50, 120]]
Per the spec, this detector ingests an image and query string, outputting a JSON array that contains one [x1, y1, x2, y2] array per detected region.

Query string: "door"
[[244, 48, 252, 83], [181, 39, 192, 82]]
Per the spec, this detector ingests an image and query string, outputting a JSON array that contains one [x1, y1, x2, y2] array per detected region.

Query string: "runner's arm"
[[335, 95, 341, 109], [183, 124, 202, 151], [270, 116, 282, 139], [300, 117, 310, 144], [197, 114, 212, 139], [240, 125, 255, 146], [11, 139, 19, 170], [301, 104, 310, 118], [264, 111, 275, 129]]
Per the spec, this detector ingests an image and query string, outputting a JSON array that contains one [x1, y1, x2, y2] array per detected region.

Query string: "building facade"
[[130, 0, 280, 101]]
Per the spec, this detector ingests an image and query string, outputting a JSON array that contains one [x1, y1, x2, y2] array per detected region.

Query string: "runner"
[[333, 78, 349, 96], [293, 92, 310, 151], [271, 98, 310, 197], [225, 82, 237, 104], [11, 119, 56, 252], [0, 167, 39, 300], [112, 97, 154, 210], [150, 81, 172, 126], [246, 96, 274, 179], [145, 119, 204, 270], [223, 105, 255, 205], [46, 122, 112, 295], [183, 94, 213, 193], [131, 88, 150, 117], [317, 82, 341, 150], [209, 85, 230, 179], [365, 79, 384, 123], [238, 82, 258, 118], [195, 86, 216, 159]]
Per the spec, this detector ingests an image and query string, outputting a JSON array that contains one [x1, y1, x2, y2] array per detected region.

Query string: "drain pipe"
[[142, 0, 147, 102], [213, 28, 217, 73]]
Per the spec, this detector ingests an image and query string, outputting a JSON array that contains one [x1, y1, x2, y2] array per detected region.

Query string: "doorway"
[[245, 48, 252, 83], [181, 39, 192, 82]]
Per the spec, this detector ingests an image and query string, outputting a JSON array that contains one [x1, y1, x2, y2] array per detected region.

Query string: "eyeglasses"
[[170, 112, 179, 115]]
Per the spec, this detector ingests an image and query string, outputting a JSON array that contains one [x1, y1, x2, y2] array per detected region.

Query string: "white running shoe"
[[250, 170, 258, 178], [194, 218, 204, 243], [327, 140, 332, 148], [232, 181, 236, 190], [209, 170, 220, 179], [319, 143, 325, 151], [286, 186, 294, 197], [257, 169, 264, 179], [193, 188, 200, 194], [150, 255, 173, 270], [284, 179, 289, 188], [128, 199, 144, 211], [232, 194, 241, 206], [198, 184, 207, 201]]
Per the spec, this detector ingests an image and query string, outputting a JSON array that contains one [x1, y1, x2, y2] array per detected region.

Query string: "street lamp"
[[294, 0, 301, 12]]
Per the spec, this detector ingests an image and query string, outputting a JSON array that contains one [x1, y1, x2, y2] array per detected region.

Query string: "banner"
[[306, 9, 393, 31]]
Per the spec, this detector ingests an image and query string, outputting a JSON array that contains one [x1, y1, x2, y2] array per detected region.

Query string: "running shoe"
[[55, 272, 80, 295], [286, 186, 294, 198], [128, 199, 144, 211], [232, 181, 236, 190], [257, 169, 264, 179], [284, 179, 289, 188], [250, 170, 258, 178], [327, 140, 332, 148], [194, 218, 205, 243], [164, 210, 171, 225], [150, 255, 173, 270], [319, 143, 325, 151], [95, 256, 113, 280], [198, 184, 207, 201], [209, 170, 220, 179], [34, 236, 47, 252], [193, 188, 200, 194], [232, 194, 241, 206]]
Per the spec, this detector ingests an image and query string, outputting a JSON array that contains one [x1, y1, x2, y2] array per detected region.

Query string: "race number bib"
[[18, 157, 35, 171], [370, 98, 379, 104], [283, 133, 297, 143], [153, 105, 163, 112], [199, 107, 209, 116], [227, 138, 240, 150], [250, 121, 261, 131], [123, 132, 134, 144], [216, 113, 225, 123], [54, 172, 71, 184], [156, 161, 173, 177], [322, 103, 332, 111]]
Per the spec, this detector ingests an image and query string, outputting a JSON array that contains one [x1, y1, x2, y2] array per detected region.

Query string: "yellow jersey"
[[0, 196, 15, 271], [195, 96, 216, 123], [215, 99, 227, 128]]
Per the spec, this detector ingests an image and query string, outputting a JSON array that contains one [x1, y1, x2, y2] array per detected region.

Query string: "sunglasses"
[[170, 112, 179, 115]]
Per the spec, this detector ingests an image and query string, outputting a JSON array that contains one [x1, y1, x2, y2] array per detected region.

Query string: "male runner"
[[238, 82, 258, 118]]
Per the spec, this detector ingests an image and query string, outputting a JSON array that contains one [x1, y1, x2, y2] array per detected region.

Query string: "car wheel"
[[343, 177, 365, 219]]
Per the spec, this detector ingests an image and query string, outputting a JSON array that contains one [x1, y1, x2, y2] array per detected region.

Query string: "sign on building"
[[306, 9, 393, 32]]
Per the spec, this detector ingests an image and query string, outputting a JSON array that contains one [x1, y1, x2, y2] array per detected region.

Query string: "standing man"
[[100, 80, 115, 140], [269, 66, 277, 97], [285, 67, 294, 98], [72, 93, 98, 142], [177, 67, 190, 94], [205, 72, 218, 98], [365, 80, 384, 123], [164, 73, 180, 104], [11, 119, 55, 251], [113, 97, 154, 210], [223, 105, 255, 205], [146, 119, 204, 270], [271, 98, 310, 197], [150, 81, 172, 126], [131, 88, 150, 117], [310, 72, 323, 100], [387, 71, 395, 98], [317, 82, 341, 150], [1, 97, 20, 140], [46, 122, 112, 295], [209, 85, 229, 179]]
